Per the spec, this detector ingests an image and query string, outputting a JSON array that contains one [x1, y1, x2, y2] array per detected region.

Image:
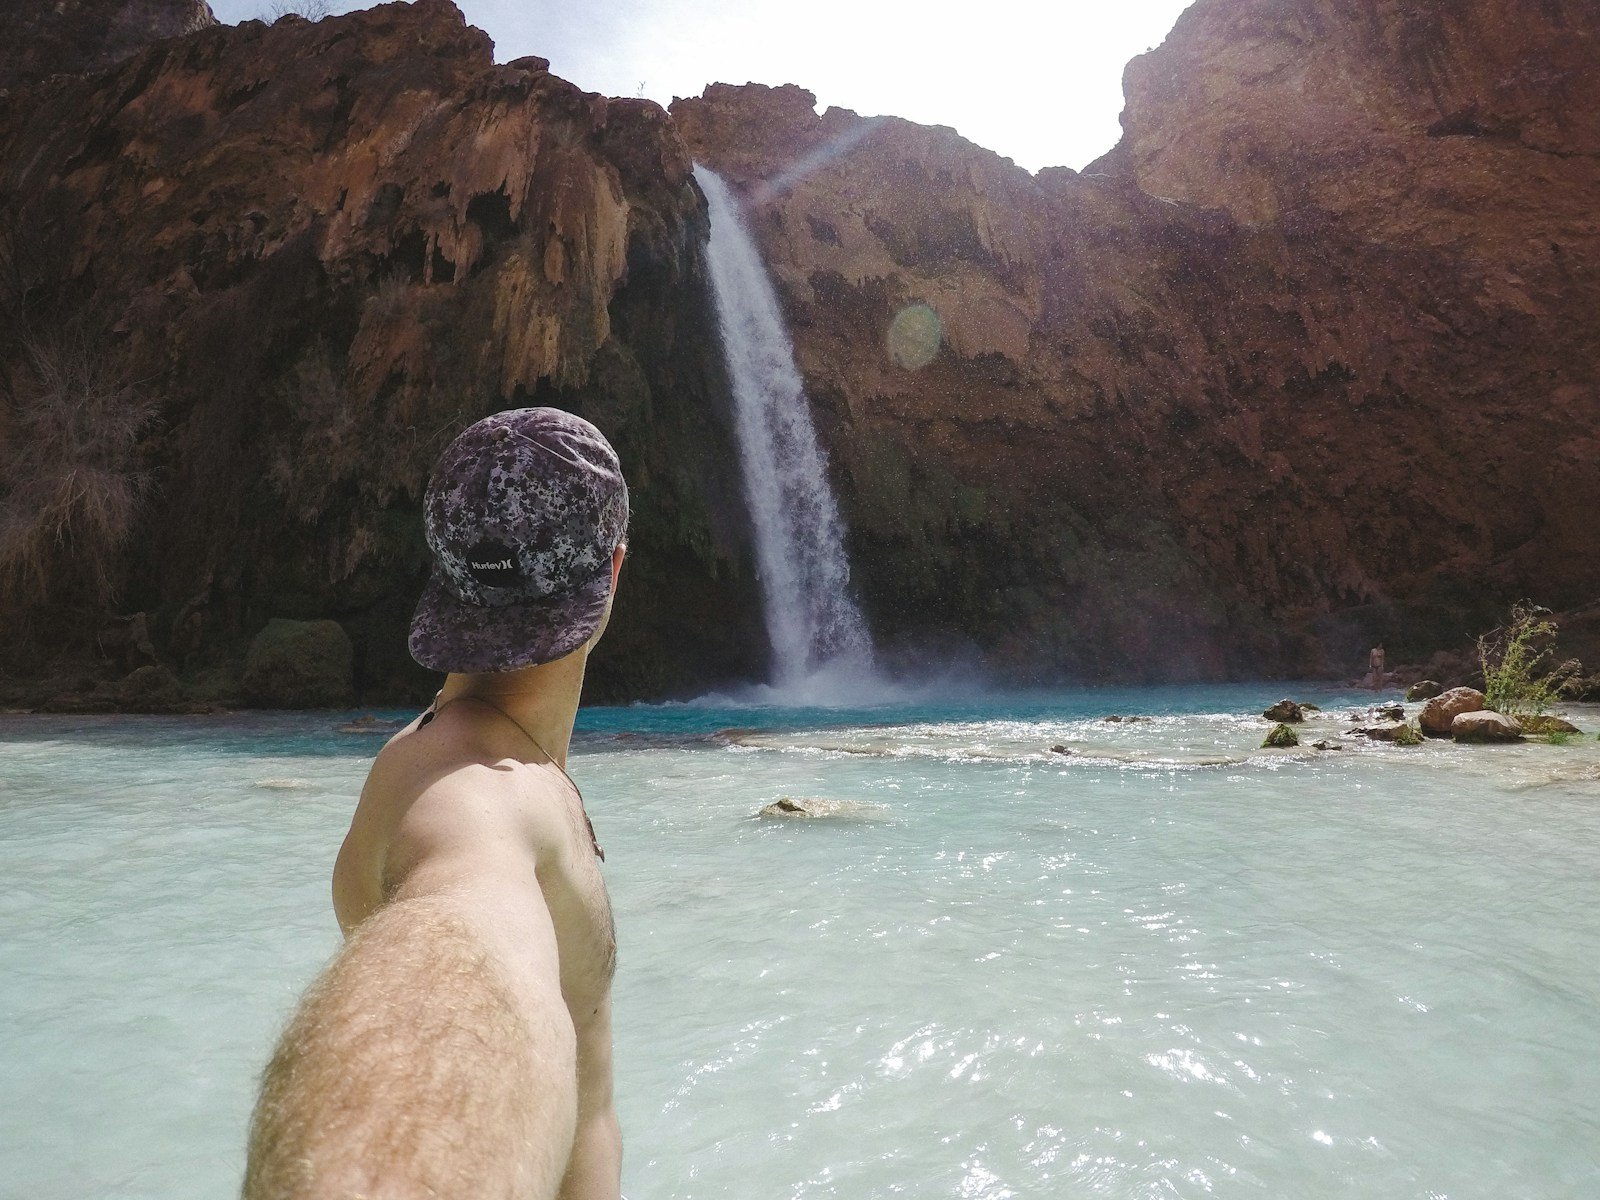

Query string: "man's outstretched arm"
[[242, 893, 577, 1200]]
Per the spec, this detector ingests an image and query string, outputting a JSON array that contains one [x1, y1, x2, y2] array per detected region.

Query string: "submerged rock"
[[1405, 680, 1444, 701], [1419, 687, 1487, 737], [1451, 710, 1524, 743], [1262, 723, 1299, 748], [757, 797, 884, 820], [335, 715, 407, 735], [1311, 740, 1344, 751], [1373, 702, 1404, 722], [1263, 700, 1304, 723]]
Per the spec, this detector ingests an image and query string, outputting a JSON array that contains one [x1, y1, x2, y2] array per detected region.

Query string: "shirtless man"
[[243, 408, 630, 1200]]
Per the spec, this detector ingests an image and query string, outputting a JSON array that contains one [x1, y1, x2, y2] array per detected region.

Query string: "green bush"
[[1477, 603, 1581, 724]]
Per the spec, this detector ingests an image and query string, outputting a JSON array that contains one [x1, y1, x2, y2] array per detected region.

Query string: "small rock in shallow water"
[[1262, 723, 1299, 748], [1405, 679, 1444, 701], [757, 797, 885, 820], [335, 715, 405, 734], [1263, 700, 1304, 722], [1349, 721, 1422, 744], [1373, 703, 1404, 722], [1101, 714, 1123, 723], [1049, 744, 1073, 755], [1311, 740, 1344, 751]]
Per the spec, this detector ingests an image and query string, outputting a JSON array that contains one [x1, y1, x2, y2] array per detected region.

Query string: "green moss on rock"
[[1262, 722, 1299, 748]]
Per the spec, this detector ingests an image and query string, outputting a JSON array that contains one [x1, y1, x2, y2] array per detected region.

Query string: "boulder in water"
[[1373, 702, 1404, 722], [1451, 710, 1523, 743], [1405, 680, 1444, 701], [1262, 723, 1299, 748], [1263, 700, 1304, 722], [1418, 687, 1486, 737]]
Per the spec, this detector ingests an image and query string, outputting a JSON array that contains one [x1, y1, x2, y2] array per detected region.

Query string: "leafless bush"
[[264, 0, 333, 23], [0, 332, 157, 607]]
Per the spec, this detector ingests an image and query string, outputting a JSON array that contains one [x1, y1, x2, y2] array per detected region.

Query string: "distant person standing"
[[1368, 644, 1387, 690], [243, 408, 629, 1200]]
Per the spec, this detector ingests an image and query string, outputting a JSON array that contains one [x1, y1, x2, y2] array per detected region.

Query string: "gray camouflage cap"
[[408, 407, 629, 673]]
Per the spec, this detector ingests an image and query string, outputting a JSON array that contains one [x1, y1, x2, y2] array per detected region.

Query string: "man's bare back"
[[330, 697, 621, 1200], [243, 408, 630, 1200]]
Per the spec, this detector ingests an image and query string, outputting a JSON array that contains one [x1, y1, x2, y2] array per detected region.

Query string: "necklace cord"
[[423, 694, 605, 861]]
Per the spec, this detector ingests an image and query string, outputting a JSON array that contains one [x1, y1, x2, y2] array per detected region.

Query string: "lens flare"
[[887, 303, 942, 370]]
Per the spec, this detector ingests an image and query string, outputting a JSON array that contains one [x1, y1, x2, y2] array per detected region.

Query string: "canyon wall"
[[0, 0, 763, 706], [673, 0, 1600, 680], [2, 0, 1596, 705]]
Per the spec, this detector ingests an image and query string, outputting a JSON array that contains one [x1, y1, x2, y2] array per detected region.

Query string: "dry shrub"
[[0, 332, 157, 606], [263, 0, 332, 22]]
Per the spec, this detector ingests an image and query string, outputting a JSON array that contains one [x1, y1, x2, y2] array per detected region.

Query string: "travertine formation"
[[1, 0, 1596, 705]]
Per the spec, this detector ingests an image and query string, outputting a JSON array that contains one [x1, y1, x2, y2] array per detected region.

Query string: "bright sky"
[[211, 0, 1196, 171]]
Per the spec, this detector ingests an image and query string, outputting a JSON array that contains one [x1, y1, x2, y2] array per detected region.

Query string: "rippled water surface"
[[4, 684, 1599, 1199]]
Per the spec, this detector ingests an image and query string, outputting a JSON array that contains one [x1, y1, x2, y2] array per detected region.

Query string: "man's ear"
[[610, 543, 626, 592]]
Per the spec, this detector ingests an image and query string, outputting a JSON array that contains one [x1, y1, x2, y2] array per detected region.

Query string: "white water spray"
[[696, 164, 879, 696]]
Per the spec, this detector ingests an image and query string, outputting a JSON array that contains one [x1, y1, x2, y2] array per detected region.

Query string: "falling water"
[[695, 164, 876, 692]]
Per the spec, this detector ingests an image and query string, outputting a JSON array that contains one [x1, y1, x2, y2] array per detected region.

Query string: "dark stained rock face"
[[0, 0, 216, 91], [672, 0, 1600, 683], [0, 0, 764, 704]]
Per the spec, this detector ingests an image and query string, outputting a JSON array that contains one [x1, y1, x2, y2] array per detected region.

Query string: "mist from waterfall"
[[695, 164, 881, 701]]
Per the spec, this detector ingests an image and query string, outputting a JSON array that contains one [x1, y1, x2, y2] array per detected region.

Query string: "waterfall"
[[695, 164, 877, 692]]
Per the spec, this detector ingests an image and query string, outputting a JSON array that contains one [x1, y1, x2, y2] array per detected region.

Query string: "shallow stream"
[[3, 684, 1598, 1198]]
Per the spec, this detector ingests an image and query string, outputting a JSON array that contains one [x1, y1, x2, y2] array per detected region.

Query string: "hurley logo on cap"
[[464, 540, 522, 587]]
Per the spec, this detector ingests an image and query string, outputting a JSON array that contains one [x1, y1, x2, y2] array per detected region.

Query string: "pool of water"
[[3, 684, 1598, 1198]]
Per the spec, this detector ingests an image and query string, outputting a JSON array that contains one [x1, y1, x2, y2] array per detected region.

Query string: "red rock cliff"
[[0, 0, 763, 705], [672, 0, 1600, 680]]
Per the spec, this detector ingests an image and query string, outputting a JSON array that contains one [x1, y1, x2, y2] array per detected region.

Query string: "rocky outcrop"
[[1419, 686, 1487, 736], [0, 0, 216, 91], [0, 0, 763, 704], [1263, 700, 1305, 722], [673, 0, 1600, 683], [1405, 680, 1444, 701]]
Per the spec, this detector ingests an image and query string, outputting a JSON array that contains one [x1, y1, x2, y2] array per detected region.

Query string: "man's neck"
[[436, 651, 589, 768]]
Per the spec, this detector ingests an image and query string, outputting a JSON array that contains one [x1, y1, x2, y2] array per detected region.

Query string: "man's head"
[[408, 407, 628, 674]]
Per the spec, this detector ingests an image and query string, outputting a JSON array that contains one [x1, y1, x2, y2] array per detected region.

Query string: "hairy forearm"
[[243, 896, 577, 1200]]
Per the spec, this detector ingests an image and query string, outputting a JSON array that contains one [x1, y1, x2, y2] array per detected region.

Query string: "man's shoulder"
[[362, 727, 582, 854]]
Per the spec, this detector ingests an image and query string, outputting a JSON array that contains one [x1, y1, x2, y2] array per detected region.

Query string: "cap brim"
[[408, 567, 612, 674]]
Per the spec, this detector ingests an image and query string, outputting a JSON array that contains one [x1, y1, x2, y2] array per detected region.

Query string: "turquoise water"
[[3, 684, 1599, 1198]]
